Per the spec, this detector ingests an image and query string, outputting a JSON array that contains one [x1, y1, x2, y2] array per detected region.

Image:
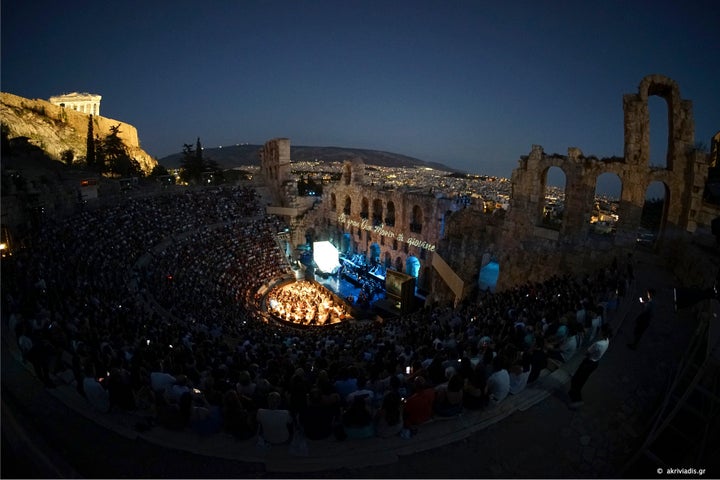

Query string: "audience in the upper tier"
[[3, 184, 632, 447]]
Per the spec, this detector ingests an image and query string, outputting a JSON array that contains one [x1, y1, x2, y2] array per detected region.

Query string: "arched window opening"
[[541, 166, 566, 230], [394, 257, 403, 272], [384, 251, 392, 269], [385, 201, 395, 227], [590, 173, 622, 236], [648, 96, 669, 169], [372, 199, 383, 226], [478, 257, 500, 293], [330, 193, 337, 212], [343, 196, 352, 215], [638, 181, 668, 249], [410, 205, 422, 233], [360, 197, 369, 219]]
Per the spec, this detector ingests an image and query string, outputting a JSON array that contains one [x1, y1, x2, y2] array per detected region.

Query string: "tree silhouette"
[[86, 114, 96, 168], [179, 137, 219, 184], [61, 149, 75, 166], [98, 124, 142, 177]]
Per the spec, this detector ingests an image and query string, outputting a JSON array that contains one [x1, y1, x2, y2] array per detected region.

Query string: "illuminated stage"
[[300, 241, 390, 318]]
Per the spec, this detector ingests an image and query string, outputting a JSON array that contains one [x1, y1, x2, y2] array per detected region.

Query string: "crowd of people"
[[266, 280, 350, 326], [4, 184, 636, 447]]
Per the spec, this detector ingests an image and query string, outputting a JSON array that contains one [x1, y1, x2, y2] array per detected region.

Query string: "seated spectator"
[[82, 363, 110, 413], [403, 376, 435, 427], [374, 390, 404, 438], [257, 391, 293, 445], [150, 370, 176, 394], [333, 366, 358, 403], [434, 372, 464, 417], [548, 323, 580, 363], [315, 370, 342, 407], [287, 368, 309, 418], [523, 338, 547, 384], [342, 395, 374, 439], [463, 363, 487, 410], [485, 356, 510, 404], [107, 366, 136, 411], [222, 390, 255, 440], [509, 364, 532, 395], [345, 374, 374, 408], [187, 390, 222, 435], [235, 370, 256, 399], [300, 387, 338, 440], [164, 374, 191, 405]]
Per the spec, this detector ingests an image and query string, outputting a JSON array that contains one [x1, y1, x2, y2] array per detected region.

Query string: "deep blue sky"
[[2, 0, 719, 178]]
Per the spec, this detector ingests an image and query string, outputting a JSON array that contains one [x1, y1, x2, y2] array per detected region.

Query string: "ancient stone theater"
[[260, 75, 717, 309]]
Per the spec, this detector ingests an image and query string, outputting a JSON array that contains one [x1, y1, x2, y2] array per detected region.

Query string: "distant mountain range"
[[158, 144, 461, 172]]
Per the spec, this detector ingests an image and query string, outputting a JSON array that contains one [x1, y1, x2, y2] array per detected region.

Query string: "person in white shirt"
[[257, 391, 293, 445], [568, 324, 612, 408], [485, 356, 510, 404]]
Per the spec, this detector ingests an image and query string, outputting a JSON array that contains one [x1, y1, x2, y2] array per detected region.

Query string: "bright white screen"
[[313, 241, 340, 273]]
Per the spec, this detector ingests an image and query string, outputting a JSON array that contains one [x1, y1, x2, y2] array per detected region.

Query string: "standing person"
[[627, 288, 656, 350], [568, 323, 612, 408]]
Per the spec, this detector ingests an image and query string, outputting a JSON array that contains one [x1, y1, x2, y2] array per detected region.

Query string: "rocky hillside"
[[159, 143, 460, 172], [1, 92, 157, 174]]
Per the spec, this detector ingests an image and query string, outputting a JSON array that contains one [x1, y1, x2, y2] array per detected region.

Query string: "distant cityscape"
[[166, 160, 624, 235]]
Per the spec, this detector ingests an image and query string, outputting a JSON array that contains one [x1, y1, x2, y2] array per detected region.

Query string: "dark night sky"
[[2, 0, 718, 178]]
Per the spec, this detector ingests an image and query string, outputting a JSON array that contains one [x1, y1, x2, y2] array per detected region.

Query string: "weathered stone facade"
[[264, 75, 717, 304], [260, 138, 293, 207], [300, 157, 468, 293]]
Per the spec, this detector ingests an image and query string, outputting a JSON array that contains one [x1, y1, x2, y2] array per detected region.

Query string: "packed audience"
[[3, 184, 634, 446]]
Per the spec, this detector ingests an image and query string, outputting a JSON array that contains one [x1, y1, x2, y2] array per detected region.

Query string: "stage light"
[[313, 241, 340, 273]]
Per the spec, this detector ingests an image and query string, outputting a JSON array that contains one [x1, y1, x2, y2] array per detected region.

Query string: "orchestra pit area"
[[265, 280, 351, 327]]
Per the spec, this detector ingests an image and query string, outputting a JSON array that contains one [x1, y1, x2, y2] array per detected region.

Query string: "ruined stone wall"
[[492, 75, 711, 291], [260, 138, 292, 206]]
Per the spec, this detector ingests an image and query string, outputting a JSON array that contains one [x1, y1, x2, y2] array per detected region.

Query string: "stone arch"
[[360, 197, 369, 219], [385, 201, 396, 226], [590, 172, 623, 235], [479, 255, 500, 293], [394, 256, 403, 272], [372, 198, 383, 226], [330, 193, 337, 212], [384, 251, 392, 268], [343, 195, 352, 215], [541, 166, 567, 230], [624, 74, 689, 171], [410, 205, 423, 233]]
